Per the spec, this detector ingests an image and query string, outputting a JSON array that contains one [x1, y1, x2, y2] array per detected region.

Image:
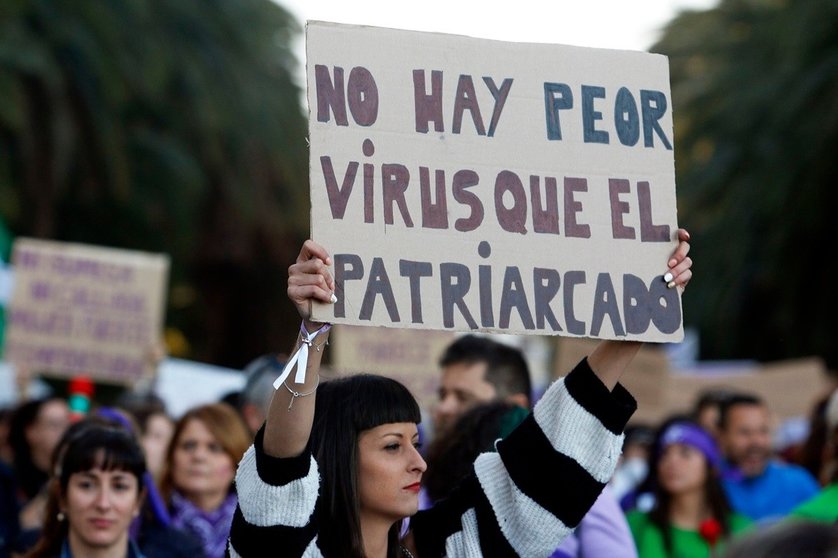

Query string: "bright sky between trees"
[[279, 0, 716, 90]]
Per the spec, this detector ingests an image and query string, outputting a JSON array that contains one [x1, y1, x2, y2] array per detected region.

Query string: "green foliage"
[[0, 0, 309, 366], [653, 0, 838, 366]]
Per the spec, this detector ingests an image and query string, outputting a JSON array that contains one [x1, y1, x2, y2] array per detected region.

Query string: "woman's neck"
[[32, 449, 52, 473], [360, 514, 394, 558], [68, 530, 129, 558], [182, 489, 227, 512], [668, 489, 711, 530]]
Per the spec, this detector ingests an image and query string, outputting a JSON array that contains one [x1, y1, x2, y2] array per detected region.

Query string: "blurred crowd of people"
[[0, 333, 836, 557], [0, 386, 251, 558]]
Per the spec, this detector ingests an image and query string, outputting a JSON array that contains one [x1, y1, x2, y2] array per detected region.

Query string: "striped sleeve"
[[412, 357, 636, 557], [227, 427, 322, 557]]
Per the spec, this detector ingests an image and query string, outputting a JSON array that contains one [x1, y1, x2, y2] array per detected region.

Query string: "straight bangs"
[[59, 427, 146, 490], [350, 374, 420, 431], [317, 374, 421, 432]]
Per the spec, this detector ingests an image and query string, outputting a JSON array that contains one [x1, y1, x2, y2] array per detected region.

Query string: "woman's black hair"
[[797, 395, 830, 482], [8, 398, 63, 499], [646, 419, 732, 555], [628, 414, 691, 507], [310, 374, 421, 558], [424, 401, 522, 503], [25, 419, 146, 558], [55, 422, 146, 490]]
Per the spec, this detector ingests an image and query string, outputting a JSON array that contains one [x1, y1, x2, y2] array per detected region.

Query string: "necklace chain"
[[400, 546, 416, 558]]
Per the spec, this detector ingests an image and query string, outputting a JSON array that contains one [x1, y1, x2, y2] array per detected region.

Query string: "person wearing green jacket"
[[788, 388, 838, 523], [627, 421, 751, 558]]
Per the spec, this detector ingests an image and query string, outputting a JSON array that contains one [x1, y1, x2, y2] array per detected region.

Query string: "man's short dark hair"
[[718, 393, 765, 431], [439, 335, 532, 405], [692, 388, 735, 415]]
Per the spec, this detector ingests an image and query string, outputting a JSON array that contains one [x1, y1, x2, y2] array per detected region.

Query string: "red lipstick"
[[403, 482, 421, 493]]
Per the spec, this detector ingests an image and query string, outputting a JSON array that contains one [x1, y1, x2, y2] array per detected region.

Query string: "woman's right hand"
[[266, 240, 333, 458], [287, 239, 335, 327]]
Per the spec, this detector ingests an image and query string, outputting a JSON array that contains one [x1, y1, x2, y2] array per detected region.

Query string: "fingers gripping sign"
[[287, 240, 337, 321], [663, 228, 692, 290], [275, 240, 337, 393]]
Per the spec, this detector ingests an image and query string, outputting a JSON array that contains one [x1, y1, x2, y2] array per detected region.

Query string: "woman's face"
[[357, 422, 426, 524], [142, 413, 174, 478], [63, 465, 141, 553], [171, 419, 235, 507], [658, 443, 708, 495], [26, 399, 70, 471]]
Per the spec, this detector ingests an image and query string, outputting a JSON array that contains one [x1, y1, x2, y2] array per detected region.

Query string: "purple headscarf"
[[659, 422, 722, 470]]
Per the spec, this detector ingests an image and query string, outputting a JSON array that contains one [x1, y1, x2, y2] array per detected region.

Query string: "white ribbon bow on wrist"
[[273, 323, 331, 390]]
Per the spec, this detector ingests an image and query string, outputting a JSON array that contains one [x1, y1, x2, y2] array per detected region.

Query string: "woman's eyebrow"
[[380, 431, 421, 440]]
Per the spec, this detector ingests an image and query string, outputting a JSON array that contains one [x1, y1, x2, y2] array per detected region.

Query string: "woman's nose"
[[411, 447, 427, 473], [190, 445, 208, 460], [94, 488, 112, 510]]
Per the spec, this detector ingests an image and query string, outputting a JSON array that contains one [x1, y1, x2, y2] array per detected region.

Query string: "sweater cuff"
[[564, 358, 637, 435], [253, 425, 312, 486]]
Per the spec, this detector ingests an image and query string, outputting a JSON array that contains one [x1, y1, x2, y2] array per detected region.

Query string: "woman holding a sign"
[[228, 231, 692, 558]]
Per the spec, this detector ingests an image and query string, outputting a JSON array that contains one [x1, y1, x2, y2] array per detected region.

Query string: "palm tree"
[[653, 0, 838, 367], [0, 0, 310, 366]]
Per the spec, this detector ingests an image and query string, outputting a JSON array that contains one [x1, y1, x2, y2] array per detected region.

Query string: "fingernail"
[[667, 281, 676, 289], [663, 272, 673, 283], [330, 292, 338, 304]]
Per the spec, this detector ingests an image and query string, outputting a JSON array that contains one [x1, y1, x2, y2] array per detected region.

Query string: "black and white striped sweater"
[[227, 358, 636, 557]]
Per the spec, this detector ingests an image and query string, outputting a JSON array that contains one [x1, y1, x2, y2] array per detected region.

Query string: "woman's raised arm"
[[263, 240, 335, 458], [588, 228, 692, 390]]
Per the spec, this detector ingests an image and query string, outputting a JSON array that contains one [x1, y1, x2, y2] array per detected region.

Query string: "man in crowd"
[[432, 335, 531, 437], [429, 334, 636, 558], [691, 388, 734, 443], [719, 393, 820, 523], [239, 354, 285, 434]]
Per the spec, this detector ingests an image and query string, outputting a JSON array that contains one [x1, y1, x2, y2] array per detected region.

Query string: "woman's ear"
[[134, 487, 148, 517], [52, 477, 67, 511], [53, 482, 69, 524]]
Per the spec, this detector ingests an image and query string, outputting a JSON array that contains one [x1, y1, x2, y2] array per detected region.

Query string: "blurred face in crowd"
[[27, 399, 70, 471], [357, 422, 427, 524], [696, 405, 721, 442], [63, 463, 142, 554], [658, 443, 707, 496], [721, 403, 772, 477], [433, 362, 497, 435], [171, 418, 235, 510], [142, 412, 174, 479]]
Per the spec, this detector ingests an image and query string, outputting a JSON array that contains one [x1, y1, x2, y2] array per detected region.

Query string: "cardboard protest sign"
[[308, 21, 682, 341], [555, 338, 832, 424], [4, 239, 169, 385], [330, 324, 455, 411]]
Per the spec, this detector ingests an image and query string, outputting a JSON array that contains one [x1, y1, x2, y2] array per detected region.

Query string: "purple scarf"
[[170, 491, 237, 558]]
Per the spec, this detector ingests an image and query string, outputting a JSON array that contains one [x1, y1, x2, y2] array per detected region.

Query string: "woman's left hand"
[[665, 228, 692, 290]]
